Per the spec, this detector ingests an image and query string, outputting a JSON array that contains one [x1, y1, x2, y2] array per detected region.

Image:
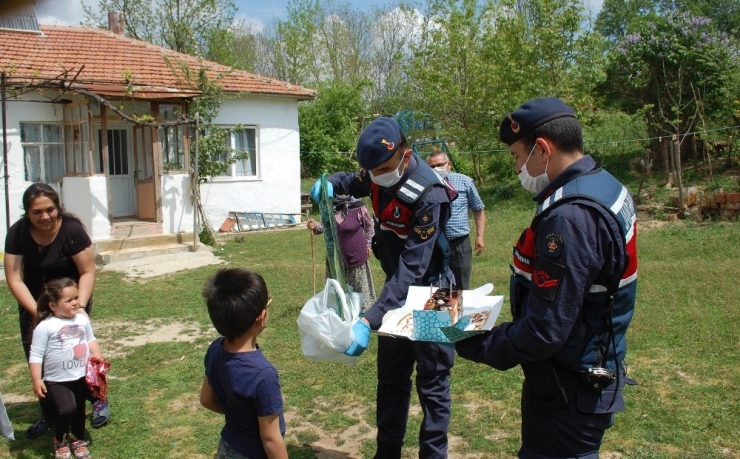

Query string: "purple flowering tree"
[[599, 12, 740, 188]]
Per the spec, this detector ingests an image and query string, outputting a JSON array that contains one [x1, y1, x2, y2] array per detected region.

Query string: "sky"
[[34, 0, 604, 30]]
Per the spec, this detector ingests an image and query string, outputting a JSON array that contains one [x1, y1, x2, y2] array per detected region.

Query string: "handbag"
[[297, 278, 362, 364]]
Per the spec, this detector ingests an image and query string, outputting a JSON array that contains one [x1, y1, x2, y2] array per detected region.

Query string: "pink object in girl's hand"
[[85, 359, 111, 402]]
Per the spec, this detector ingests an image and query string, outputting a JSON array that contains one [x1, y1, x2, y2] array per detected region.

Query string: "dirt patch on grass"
[[1, 392, 36, 404], [284, 401, 505, 458], [93, 319, 209, 357]]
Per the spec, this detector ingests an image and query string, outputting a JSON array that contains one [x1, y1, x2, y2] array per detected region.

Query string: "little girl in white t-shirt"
[[29, 278, 104, 459]]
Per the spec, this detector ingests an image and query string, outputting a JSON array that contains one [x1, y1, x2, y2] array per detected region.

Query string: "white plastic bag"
[[0, 392, 14, 440], [297, 278, 362, 364]]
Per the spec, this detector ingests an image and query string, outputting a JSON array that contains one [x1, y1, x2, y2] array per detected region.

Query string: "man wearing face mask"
[[310, 117, 457, 459], [455, 97, 638, 459], [427, 150, 486, 289]]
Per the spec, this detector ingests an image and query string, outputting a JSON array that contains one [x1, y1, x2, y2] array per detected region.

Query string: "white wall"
[[0, 95, 65, 245], [161, 173, 194, 233], [198, 96, 303, 227], [62, 176, 111, 241]]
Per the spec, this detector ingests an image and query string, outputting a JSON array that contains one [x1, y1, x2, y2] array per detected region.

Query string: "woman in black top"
[[3, 183, 105, 438]]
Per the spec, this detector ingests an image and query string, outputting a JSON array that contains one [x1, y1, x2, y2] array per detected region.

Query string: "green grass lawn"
[[2, 200, 740, 458]]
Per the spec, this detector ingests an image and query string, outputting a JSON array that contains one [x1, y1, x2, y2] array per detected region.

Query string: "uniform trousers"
[[375, 336, 455, 459], [518, 378, 616, 459]]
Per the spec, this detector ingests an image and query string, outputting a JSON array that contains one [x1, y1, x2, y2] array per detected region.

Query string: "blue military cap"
[[499, 97, 576, 146], [357, 117, 402, 170]]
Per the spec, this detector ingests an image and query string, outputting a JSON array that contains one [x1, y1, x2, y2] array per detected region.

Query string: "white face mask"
[[433, 165, 449, 179], [518, 144, 550, 194], [369, 154, 406, 187]]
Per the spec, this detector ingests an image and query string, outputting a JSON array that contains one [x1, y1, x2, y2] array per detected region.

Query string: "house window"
[[212, 126, 258, 178], [20, 123, 65, 183], [63, 104, 91, 175], [159, 104, 185, 171]]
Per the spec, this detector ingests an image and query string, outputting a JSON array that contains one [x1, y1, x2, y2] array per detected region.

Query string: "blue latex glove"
[[310, 178, 333, 202], [345, 320, 370, 356]]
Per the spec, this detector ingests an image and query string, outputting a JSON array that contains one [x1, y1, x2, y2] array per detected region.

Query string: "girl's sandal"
[[70, 439, 91, 459], [54, 438, 72, 459]]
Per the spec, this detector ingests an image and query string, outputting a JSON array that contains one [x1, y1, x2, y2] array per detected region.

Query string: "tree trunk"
[[673, 139, 685, 214], [664, 140, 673, 187]]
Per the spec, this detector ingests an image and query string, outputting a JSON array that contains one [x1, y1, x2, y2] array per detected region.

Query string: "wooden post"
[[101, 105, 114, 221]]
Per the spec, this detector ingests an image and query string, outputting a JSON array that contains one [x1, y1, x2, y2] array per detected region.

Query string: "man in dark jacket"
[[456, 98, 638, 459], [311, 117, 457, 458]]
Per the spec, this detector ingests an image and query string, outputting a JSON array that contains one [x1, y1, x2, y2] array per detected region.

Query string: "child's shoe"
[[70, 438, 91, 459], [91, 400, 110, 428], [54, 438, 71, 459]]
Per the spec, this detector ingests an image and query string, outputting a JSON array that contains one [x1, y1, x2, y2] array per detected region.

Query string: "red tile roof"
[[0, 25, 317, 100]]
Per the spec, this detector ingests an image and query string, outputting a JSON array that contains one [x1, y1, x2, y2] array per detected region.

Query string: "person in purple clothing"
[[199, 268, 288, 459], [307, 194, 377, 312]]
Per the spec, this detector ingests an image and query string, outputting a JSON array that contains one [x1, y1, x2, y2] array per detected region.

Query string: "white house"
[[0, 8, 316, 248]]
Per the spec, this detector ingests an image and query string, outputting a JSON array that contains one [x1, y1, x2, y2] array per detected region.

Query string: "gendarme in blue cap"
[[499, 97, 576, 146], [357, 117, 403, 170]]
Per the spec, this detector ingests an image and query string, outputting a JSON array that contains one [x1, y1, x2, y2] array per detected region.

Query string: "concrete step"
[[95, 242, 195, 265], [94, 233, 196, 253], [110, 221, 163, 237]]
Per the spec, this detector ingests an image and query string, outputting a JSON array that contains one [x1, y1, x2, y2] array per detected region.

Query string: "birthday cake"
[[423, 287, 463, 325]]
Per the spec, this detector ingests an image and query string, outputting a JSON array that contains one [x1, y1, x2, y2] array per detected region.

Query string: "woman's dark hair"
[[202, 268, 269, 342], [30, 277, 78, 341], [21, 183, 83, 226]]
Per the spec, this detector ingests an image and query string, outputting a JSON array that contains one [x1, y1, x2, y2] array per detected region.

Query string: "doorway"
[[98, 128, 136, 217]]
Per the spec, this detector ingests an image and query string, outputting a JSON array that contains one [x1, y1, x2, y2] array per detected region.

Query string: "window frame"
[[210, 124, 260, 181], [19, 122, 65, 183]]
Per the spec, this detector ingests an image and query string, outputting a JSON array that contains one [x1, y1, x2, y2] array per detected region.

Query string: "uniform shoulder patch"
[[541, 232, 564, 257], [355, 169, 365, 182], [418, 211, 432, 225]]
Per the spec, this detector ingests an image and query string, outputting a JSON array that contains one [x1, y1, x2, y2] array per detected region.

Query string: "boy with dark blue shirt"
[[199, 268, 288, 459]]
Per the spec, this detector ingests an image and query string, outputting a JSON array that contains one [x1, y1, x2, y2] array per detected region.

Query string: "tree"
[[595, 0, 657, 43], [298, 81, 368, 176], [599, 12, 740, 185], [82, 0, 236, 62]]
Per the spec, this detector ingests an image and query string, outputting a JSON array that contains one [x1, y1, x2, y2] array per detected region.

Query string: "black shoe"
[[25, 416, 54, 439]]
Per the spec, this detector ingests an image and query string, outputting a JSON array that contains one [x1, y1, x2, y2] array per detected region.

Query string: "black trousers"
[[46, 378, 89, 441]]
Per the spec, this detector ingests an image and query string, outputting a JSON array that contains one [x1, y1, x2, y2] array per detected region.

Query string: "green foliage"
[[198, 226, 217, 245], [599, 13, 740, 135], [83, 0, 237, 63], [298, 81, 368, 177]]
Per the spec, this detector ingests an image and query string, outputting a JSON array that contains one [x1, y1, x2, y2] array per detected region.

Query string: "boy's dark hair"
[[203, 268, 269, 341], [523, 116, 583, 154], [31, 277, 78, 342]]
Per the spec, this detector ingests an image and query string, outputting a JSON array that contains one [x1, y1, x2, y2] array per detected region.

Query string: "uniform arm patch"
[[412, 210, 437, 241], [533, 256, 565, 302]]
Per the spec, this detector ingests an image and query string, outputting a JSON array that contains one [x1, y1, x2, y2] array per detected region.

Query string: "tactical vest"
[[370, 160, 456, 283], [511, 168, 638, 374]]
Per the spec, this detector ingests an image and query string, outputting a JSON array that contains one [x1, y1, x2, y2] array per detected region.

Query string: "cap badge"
[[507, 114, 520, 133], [381, 139, 395, 150]]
